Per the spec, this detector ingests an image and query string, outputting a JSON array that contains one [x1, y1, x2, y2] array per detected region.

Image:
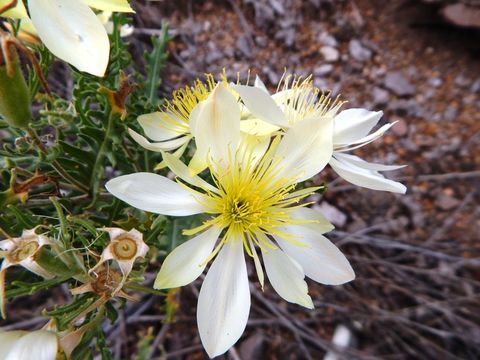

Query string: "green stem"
[[26, 127, 90, 193], [89, 112, 116, 200]]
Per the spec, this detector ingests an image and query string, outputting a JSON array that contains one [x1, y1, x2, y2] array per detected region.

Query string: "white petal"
[[190, 83, 241, 169], [275, 226, 354, 285], [240, 119, 280, 136], [137, 112, 188, 141], [5, 330, 58, 360], [154, 226, 222, 289], [275, 116, 334, 183], [334, 153, 406, 171], [262, 243, 313, 309], [254, 75, 269, 93], [238, 132, 270, 167], [28, 0, 109, 77], [197, 238, 250, 358], [337, 123, 395, 152], [128, 128, 191, 152], [249, 238, 264, 290], [0, 330, 27, 358], [83, 0, 134, 12], [231, 84, 289, 127], [0, 239, 14, 251], [290, 207, 334, 233], [105, 173, 205, 216], [333, 109, 383, 145], [330, 155, 407, 194], [162, 152, 219, 194]]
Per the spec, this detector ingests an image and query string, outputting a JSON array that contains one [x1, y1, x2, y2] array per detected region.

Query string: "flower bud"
[[0, 49, 32, 128]]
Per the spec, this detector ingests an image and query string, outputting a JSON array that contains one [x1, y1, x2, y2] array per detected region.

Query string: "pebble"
[[320, 46, 340, 62], [313, 202, 347, 227], [391, 117, 408, 136], [428, 77, 443, 88], [443, 106, 458, 122], [236, 36, 253, 58], [471, 78, 480, 94], [454, 74, 470, 88], [317, 31, 338, 47], [348, 39, 372, 62], [389, 99, 423, 117], [314, 64, 334, 76], [384, 72, 415, 96], [372, 86, 389, 105], [436, 195, 460, 211]]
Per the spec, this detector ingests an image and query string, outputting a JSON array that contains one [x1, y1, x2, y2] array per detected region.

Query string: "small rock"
[[384, 72, 415, 96], [255, 36, 267, 48], [428, 77, 443, 88], [320, 46, 340, 62], [372, 86, 389, 105], [471, 78, 480, 94], [441, 3, 480, 29], [454, 74, 470, 88], [436, 195, 460, 211], [313, 78, 329, 90], [389, 99, 423, 117], [313, 202, 347, 227], [275, 28, 296, 48], [348, 39, 372, 62], [236, 36, 253, 58], [205, 52, 222, 64], [443, 106, 458, 122], [317, 31, 338, 47], [314, 64, 334, 76], [391, 118, 408, 136]]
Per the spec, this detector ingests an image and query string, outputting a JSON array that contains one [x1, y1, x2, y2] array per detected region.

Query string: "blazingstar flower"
[[0, 319, 95, 360], [129, 75, 271, 173], [0, 0, 134, 76], [0, 229, 54, 318], [0, 329, 59, 360], [106, 90, 354, 357], [231, 74, 406, 193]]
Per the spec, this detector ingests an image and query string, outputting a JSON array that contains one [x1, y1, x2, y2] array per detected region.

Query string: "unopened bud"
[[0, 49, 32, 128]]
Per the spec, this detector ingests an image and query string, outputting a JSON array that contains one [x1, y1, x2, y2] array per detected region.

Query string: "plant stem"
[[26, 127, 90, 193], [89, 112, 117, 201]]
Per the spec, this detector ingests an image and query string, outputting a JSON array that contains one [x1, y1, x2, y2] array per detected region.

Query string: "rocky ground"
[[4, 0, 480, 358], [129, 1, 480, 358]]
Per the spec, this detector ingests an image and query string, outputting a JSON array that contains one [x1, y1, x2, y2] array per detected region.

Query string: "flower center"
[[112, 235, 137, 261], [9, 241, 39, 262], [275, 74, 343, 125], [222, 193, 265, 230]]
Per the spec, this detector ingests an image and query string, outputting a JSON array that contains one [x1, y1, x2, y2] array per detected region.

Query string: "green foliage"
[[0, 13, 178, 357]]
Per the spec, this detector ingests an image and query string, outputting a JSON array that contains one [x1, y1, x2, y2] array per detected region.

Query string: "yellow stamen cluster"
[[276, 73, 344, 126], [184, 140, 318, 258], [161, 74, 217, 130]]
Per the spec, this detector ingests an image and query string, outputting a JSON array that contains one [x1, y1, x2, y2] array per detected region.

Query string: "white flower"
[[106, 101, 354, 357], [0, 229, 54, 318], [129, 75, 272, 174], [231, 74, 406, 193], [0, 329, 59, 360], [0, 0, 134, 76]]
